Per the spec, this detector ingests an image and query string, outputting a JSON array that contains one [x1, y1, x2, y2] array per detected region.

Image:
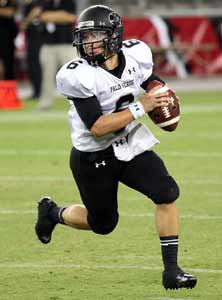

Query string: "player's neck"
[[102, 54, 119, 71]]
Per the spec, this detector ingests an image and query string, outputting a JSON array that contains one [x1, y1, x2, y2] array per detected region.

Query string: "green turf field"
[[0, 91, 222, 300]]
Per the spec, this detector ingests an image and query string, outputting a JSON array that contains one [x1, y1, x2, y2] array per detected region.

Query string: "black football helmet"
[[73, 5, 123, 65]]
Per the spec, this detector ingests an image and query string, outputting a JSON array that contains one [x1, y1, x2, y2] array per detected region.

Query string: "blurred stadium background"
[[9, 0, 221, 99]]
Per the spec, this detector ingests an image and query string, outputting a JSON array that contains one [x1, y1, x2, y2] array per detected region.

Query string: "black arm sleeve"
[[68, 96, 102, 130], [141, 73, 166, 90]]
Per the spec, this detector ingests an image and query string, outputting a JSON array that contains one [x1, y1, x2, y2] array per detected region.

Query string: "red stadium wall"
[[15, 16, 221, 80], [123, 16, 222, 77]]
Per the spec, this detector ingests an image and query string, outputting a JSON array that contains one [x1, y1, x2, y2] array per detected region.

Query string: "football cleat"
[[35, 196, 58, 244], [163, 267, 197, 290]]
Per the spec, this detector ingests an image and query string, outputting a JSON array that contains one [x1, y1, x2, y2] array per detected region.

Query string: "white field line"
[[0, 262, 221, 274], [0, 209, 221, 220], [0, 176, 222, 185], [163, 151, 222, 158], [0, 176, 72, 182], [125, 190, 222, 198], [181, 103, 222, 115], [145, 298, 193, 300], [120, 213, 222, 220], [0, 111, 67, 122], [0, 104, 221, 123], [157, 133, 222, 140], [178, 179, 222, 185], [0, 149, 69, 155], [166, 132, 222, 139], [0, 150, 222, 158], [201, 191, 222, 197], [2, 130, 222, 140], [181, 104, 222, 113]]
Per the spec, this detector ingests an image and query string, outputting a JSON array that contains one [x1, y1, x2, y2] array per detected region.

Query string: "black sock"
[[160, 235, 179, 271], [49, 206, 66, 224]]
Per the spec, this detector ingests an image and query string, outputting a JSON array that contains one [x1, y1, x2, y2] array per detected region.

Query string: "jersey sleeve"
[[56, 59, 95, 99], [122, 39, 153, 84]]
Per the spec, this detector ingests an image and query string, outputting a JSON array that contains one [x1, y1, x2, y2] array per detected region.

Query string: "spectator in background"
[[210, 17, 222, 50], [0, 0, 18, 80], [36, 0, 77, 110], [20, 0, 43, 100]]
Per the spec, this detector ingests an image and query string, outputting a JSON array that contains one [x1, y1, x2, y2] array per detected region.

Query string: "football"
[[147, 80, 180, 131]]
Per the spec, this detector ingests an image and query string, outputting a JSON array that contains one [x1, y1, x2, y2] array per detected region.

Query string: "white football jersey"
[[56, 39, 154, 152]]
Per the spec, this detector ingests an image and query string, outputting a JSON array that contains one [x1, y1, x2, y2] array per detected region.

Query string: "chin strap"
[[89, 51, 117, 66]]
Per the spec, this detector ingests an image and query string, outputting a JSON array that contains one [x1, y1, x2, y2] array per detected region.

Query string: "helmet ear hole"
[[109, 12, 122, 27]]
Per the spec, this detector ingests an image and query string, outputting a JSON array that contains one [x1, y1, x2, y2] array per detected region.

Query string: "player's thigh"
[[69, 147, 120, 233], [120, 150, 179, 204]]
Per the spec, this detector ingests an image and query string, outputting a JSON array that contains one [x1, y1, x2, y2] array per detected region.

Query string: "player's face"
[[82, 31, 107, 56]]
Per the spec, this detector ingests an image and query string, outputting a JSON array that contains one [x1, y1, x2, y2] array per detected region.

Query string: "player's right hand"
[[139, 85, 169, 113]]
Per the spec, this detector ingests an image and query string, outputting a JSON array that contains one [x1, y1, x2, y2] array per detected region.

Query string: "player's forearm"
[[40, 11, 75, 24], [91, 109, 134, 137], [91, 86, 171, 137]]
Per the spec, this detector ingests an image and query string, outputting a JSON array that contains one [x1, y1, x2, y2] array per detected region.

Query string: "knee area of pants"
[[152, 176, 180, 205], [90, 214, 119, 235]]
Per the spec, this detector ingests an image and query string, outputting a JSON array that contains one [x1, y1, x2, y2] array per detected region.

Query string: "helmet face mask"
[[73, 5, 123, 65], [73, 29, 110, 61]]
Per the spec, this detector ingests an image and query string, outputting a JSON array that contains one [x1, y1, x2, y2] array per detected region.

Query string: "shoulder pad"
[[122, 39, 153, 67], [56, 58, 95, 98]]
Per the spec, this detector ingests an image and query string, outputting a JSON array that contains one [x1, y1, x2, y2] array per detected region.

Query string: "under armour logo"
[[128, 67, 136, 75], [114, 138, 126, 147], [95, 160, 106, 168]]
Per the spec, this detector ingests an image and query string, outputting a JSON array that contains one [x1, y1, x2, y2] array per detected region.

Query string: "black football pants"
[[69, 146, 179, 234]]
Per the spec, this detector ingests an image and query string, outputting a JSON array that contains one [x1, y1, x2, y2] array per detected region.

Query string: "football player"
[[35, 5, 197, 290]]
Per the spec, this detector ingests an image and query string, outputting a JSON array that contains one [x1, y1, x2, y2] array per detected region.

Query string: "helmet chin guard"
[[73, 5, 123, 65]]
